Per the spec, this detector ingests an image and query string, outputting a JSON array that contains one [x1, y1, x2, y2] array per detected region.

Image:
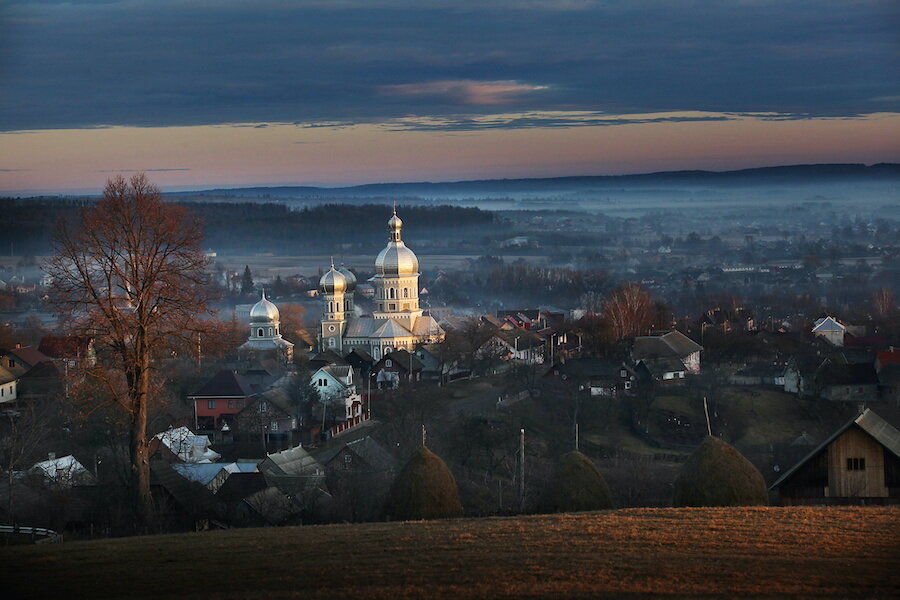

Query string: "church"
[[318, 209, 444, 359], [239, 290, 294, 365]]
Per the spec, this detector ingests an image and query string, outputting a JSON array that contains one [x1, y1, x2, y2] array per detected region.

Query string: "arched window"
[[403, 288, 409, 298], [389, 288, 395, 299], [268, 327, 273, 336], [257, 328, 264, 337]]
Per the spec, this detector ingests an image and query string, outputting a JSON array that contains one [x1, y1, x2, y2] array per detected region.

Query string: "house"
[[312, 436, 397, 474], [811, 316, 846, 346], [236, 387, 297, 450], [489, 330, 545, 364], [344, 348, 375, 378], [783, 355, 825, 397], [635, 357, 688, 384], [37, 336, 96, 370], [0, 346, 52, 379], [700, 307, 755, 332], [414, 343, 464, 382], [151, 426, 221, 463], [770, 409, 900, 505], [0, 364, 17, 404], [815, 360, 879, 405], [171, 461, 259, 494], [310, 364, 356, 399], [29, 454, 95, 488], [543, 358, 636, 397], [190, 370, 257, 432], [371, 349, 423, 389], [632, 330, 702, 373]]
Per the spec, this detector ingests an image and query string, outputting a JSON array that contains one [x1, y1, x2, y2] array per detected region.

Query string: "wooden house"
[[770, 409, 900, 505]]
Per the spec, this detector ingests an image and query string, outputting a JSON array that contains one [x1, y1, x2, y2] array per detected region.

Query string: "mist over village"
[[1, 1, 899, 598]]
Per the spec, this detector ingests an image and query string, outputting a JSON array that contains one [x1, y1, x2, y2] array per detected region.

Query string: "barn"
[[770, 409, 900, 505]]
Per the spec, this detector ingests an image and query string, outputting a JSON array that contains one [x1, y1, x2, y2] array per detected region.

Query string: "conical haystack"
[[672, 436, 768, 507], [383, 446, 463, 520], [539, 451, 613, 513]]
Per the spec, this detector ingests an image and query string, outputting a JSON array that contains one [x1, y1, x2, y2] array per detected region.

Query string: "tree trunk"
[[129, 352, 152, 530]]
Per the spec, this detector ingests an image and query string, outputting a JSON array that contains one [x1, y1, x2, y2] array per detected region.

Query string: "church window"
[[328, 325, 336, 332], [389, 288, 396, 299], [257, 328, 264, 337], [268, 327, 273, 336], [403, 288, 409, 298], [403, 303, 409, 310], [389, 303, 396, 311]]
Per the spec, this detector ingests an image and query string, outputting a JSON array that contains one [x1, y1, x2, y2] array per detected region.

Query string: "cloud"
[[0, 168, 32, 172], [1, 1, 897, 131], [379, 80, 548, 106]]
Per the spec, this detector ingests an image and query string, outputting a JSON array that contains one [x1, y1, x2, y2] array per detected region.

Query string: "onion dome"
[[338, 264, 357, 292], [375, 209, 419, 276], [319, 265, 347, 294], [249, 289, 280, 323]]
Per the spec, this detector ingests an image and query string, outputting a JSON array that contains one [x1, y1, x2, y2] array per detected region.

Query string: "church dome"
[[375, 209, 419, 276], [375, 244, 419, 276], [249, 290, 279, 323], [319, 265, 347, 294], [338, 264, 357, 292]]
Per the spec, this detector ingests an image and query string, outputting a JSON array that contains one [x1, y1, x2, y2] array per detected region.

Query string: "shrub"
[[383, 446, 463, 520], [672, 437, 767, 507], [539, 451, 613, 513]]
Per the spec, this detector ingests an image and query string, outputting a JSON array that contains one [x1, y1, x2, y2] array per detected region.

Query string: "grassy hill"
[[2, 507, 898, 599]]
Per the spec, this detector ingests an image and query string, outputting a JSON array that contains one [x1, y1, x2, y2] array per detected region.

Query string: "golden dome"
[[319, 265, 347, 294], [249, 290, 279, 323]]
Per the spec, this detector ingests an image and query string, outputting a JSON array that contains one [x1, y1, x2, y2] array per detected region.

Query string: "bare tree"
[[45, 173, 213, 526], [603, 282, 656, 341], [0, 398, 57, 523]]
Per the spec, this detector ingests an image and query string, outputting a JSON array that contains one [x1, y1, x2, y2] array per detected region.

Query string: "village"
[[1, 204, 898, 539]]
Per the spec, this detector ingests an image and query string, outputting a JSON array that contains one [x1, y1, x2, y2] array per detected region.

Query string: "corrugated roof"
[[372, 319, 413, 338], [8, 346, 52, 368], [770, 409, 900, 490]]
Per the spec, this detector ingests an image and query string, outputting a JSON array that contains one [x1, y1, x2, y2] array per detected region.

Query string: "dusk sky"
[[1, 0, 898, 194]]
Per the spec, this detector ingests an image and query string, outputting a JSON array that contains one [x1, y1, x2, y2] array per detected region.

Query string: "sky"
[[0, 0, 898, 194]]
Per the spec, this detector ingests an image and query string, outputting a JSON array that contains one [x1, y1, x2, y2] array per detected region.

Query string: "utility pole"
[[422, 424, 427, 447], [518, 428, 525, 513], [703, 396, 712, 436], [575, 422, 579, 451]]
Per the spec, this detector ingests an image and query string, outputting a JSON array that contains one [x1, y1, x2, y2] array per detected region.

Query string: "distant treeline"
[[0, 198, 496, 255]]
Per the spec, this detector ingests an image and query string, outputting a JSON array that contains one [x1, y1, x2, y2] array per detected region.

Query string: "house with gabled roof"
[[812, 316, 847, 346], [310, 364, 355, 400], [632, 330, 702, 373], [190, 369, 257, 432], [770, 409, 900, 505]]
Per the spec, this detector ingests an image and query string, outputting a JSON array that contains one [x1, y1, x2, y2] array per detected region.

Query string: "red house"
[[190, 370, 256, 432]]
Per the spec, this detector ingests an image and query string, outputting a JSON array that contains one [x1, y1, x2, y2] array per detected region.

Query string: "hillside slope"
[[2, 507, 898, 599]]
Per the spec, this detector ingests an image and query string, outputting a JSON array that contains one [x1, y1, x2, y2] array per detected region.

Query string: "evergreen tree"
[[241, 265, 254, 295]]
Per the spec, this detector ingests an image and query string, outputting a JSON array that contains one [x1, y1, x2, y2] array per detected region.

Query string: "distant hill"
[[178, 163, 900, 199]]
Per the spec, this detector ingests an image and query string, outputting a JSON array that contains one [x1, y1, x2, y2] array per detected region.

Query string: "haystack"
[[672, 436, 767, 507], [383, 446, 463, 520], [538, 451, 614, 513]]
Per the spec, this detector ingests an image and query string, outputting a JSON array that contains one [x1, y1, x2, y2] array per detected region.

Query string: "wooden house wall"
[[826, 428, 887, 498]]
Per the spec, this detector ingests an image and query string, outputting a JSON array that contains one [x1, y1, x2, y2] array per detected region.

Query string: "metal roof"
[[769, 409, 900, 490]]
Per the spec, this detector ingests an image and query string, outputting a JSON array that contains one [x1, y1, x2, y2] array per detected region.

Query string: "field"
[[2, 507, 898, 599]]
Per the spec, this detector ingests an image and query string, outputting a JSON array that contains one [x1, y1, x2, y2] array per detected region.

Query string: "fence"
[[0, 524, 63, 544]]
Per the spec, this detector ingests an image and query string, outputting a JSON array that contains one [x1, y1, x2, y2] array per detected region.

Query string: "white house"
[[812, 316, 846, 346]]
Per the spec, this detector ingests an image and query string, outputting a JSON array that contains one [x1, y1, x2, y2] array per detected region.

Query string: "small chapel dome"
[[338, 264, 357, 292], [320, 265, 348, 294], [249, 290, 280, 323]]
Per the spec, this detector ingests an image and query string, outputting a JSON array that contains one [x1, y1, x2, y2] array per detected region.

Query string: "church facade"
[[318, 210, 444, 359]]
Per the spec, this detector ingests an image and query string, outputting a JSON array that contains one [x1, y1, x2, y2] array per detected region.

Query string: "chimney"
[[48, 452, 56, 461]]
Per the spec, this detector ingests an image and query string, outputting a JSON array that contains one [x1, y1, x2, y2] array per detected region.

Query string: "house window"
[[620, 369, 627, 377], [7, 359, 13, 368], [318, 378, 327, 387], [624, 381, 632, 390], [237, 399, 244, 408], [270, 420, 278, 432], [385, 359, 392, 367], [228, 399, 235, 409], [847, 458, 866, 471], [259, 401, 268, 412], [207, 400, 216, 409]]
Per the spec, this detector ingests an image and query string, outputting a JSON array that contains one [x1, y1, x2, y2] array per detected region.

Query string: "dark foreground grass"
[[2, 507, 898, 599]]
